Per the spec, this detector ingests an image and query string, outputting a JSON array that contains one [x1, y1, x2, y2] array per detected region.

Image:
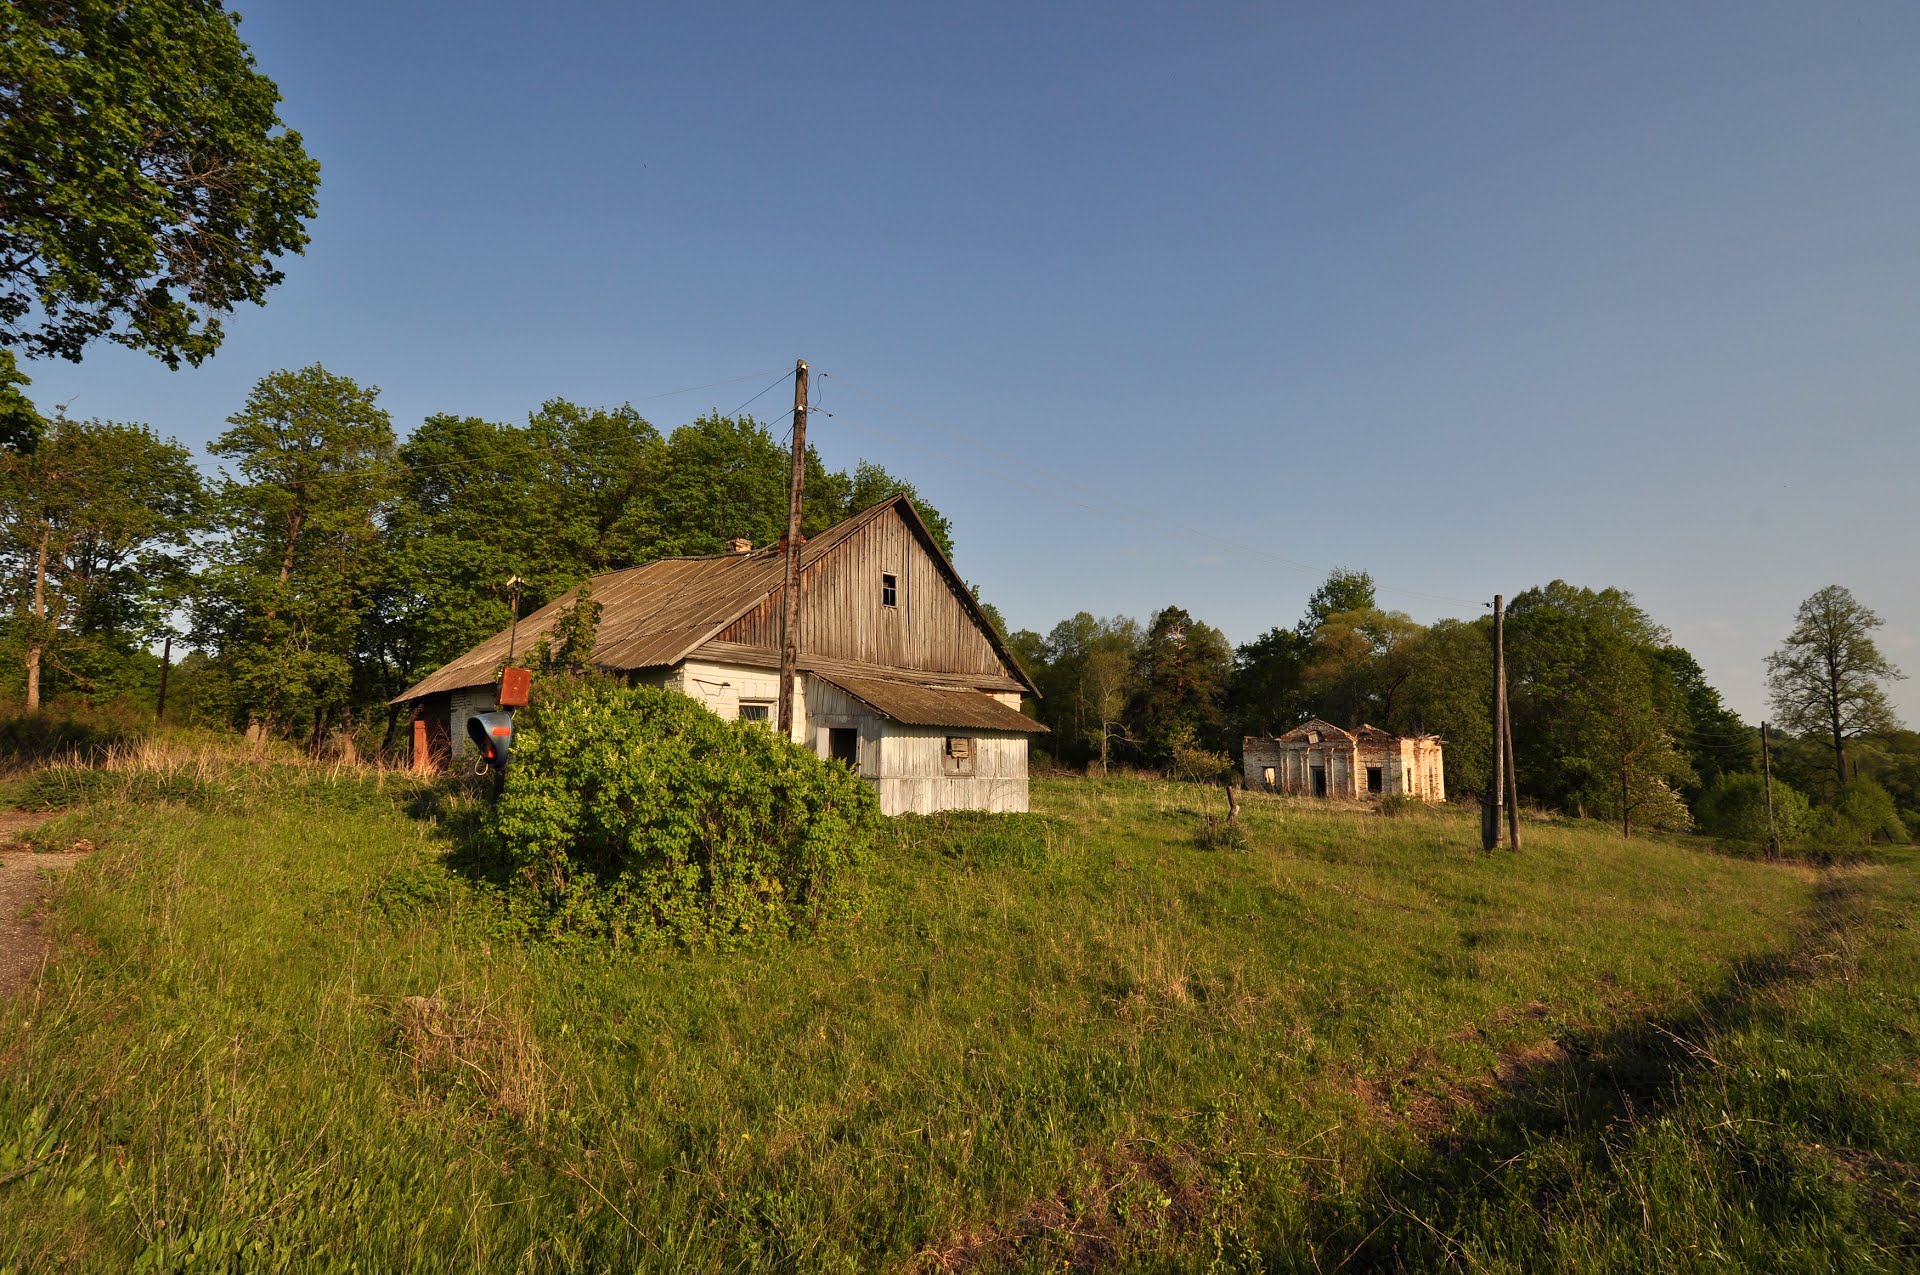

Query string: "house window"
[[738, 702, 771, 725], [829, 727, 859, 767], [943, 735, 975, 776], [882, 573, 898, 607]]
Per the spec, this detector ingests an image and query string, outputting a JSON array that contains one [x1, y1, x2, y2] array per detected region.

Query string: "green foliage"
[[489, 679, 879, 948], [1297, 567, 1376, 637], [1652, 645, 1755, 803], [1508, 582, 1695, 830], [525, 583, 601, 675], [196, 365, 395, 736], [0, 705, 142, 764], [1228, 625, 1309, 739], [1696, 772, 1811, 850], [1838, 778, 1908, 846], [0, 0, 319, 366], [0, 350, 43, 451], [18, 763, 207, 811], [0, 414, 204, 706], [1766, 585, 1905, 794], [1126, 605, 1233, 765]]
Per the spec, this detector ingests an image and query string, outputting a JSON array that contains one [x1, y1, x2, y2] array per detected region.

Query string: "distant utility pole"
[[1762, 721, 1781, 858], [1484, 596, 1506, 850], [776, 359, 809, 741], [1502, 640, 1521, 853]]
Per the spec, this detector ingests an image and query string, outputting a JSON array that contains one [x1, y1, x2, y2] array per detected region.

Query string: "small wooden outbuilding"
[[391, 495, 1046, 815], [1244, 719, 1445, 802]]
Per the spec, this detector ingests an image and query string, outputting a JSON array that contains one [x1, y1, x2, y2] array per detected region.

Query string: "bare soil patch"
[[0, 813, 91, 998]]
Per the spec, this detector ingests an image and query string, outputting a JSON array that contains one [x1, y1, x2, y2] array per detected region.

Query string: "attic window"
[[882, 573, 898, 607]]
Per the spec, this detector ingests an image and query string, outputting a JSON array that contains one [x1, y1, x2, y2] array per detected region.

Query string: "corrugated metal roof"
[[813, 672, 1047, 733], [391, 495, 1039, 703]]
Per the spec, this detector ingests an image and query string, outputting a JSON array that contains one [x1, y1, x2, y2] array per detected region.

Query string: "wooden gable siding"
[[714, 507, 1008, 681]]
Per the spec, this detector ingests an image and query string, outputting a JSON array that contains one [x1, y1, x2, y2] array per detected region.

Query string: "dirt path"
[[0, 812, 91, 998]]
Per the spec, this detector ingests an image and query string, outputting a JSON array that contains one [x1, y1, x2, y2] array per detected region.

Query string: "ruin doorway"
[[1311, 765, 1326, 797]]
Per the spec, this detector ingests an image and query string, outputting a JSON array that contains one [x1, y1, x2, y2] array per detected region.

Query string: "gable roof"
[[1270, 718, 1355, 744], [392, 494, 1037, 702]]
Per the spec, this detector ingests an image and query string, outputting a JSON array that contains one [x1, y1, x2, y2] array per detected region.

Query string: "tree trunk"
[[24, 524, 48, 711], [380, 703, 401, 755], [1621, 763, 1631, 839], [1099, 722, 1110, 777], [1830, 681, 1848, 795]]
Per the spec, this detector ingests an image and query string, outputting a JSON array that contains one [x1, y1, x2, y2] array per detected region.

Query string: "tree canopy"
[[0, 0, 319, 367], [1766, 585, 1905, 794]]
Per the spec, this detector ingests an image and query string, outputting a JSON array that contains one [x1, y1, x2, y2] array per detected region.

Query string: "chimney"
[[725, 537, 752, 555], [778, 531, 807, 555]]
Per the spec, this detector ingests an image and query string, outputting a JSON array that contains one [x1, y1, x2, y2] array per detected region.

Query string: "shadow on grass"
[[1290, 869, 1907, 1272], [399, 774, 513, 888]]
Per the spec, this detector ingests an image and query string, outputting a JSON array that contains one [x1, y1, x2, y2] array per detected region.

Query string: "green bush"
[[1696, 772, 1811, 850], [1840, 778, 1908, 846], [489, 679, 880, 948]]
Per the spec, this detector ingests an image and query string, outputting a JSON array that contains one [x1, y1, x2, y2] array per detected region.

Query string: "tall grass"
[[0, 772, 1911, 1270]]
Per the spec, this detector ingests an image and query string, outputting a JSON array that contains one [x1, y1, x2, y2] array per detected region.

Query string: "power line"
[[729, 369, 795, 420]]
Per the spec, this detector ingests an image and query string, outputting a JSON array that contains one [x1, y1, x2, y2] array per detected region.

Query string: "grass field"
[[1, 760, 1915, 1272]]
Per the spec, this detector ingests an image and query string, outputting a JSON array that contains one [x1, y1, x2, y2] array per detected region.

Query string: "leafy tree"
[[1571, 636, 1695, 837], [1765, 585, 1905, 795], [1125, 606, 1231, 766], [0, 0, 320, 367], [1298, 567, 1376, 637], [196, 365, 394, 743], [527, 584, 602, 676], [1507, 581, 1687, 820], [1229, 625, 1309, 739], [1388, 617, 1493, 799], [0, 351, 43, 451], [1029, 612, 1141, 773], [1651, 645, 1755, 805], [0, 414, 203, 708], [1300, 606, 1424, 727]]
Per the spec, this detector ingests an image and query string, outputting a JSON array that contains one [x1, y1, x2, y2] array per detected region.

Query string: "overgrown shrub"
[[1696, 772, 1811, 850], [489, 679, 880, 948], [1839, 778, 1908, 846]]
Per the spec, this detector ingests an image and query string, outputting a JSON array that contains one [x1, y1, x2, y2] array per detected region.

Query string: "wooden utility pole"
[[1762, 721, 1780, 858], [1485, 595, 1506, 851], [776, 359, 809, 740], [155, 634, 173, 723], [1502, 658, 1521, 852]]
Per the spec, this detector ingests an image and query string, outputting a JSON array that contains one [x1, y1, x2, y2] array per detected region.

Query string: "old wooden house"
[[1243, 719, 1445, 802], [392, 495, 1045, 815]]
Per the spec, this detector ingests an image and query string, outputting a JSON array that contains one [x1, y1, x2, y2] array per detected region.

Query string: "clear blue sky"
[[25, 2, 1920, 724]]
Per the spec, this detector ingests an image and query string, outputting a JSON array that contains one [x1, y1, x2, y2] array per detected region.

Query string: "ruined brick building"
[[1243, 718, 1445, 801]]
